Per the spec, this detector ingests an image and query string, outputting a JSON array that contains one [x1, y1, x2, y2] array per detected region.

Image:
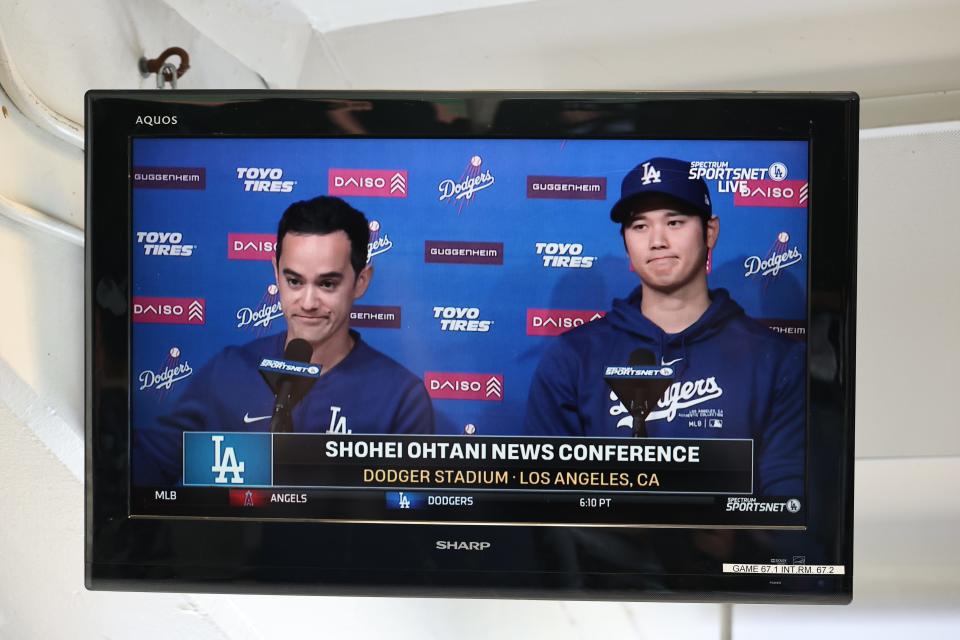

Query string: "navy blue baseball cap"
[[610, 157, 712, 223]]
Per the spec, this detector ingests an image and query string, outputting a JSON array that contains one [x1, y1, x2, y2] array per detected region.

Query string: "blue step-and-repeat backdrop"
[[131, 137, 808, 435]]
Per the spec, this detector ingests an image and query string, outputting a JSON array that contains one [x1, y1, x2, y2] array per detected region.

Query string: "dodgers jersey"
[[134, 331, 434, 485], [524, 287, 804, 496]]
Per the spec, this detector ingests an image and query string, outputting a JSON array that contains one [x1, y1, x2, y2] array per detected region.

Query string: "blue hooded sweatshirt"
[[524, 287, 804, 496], [133, 330, 434, 485]]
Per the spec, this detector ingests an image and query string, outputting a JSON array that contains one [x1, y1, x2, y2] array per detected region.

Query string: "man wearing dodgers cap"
[[524, 157, 805, 496]]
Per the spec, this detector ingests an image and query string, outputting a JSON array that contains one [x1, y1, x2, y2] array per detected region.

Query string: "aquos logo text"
[[237, 167, 296, 193], [135, 115, 178, 126], [535, 242, 595, 268], [136, 231, 195, 256], [425, 373, 503, 401], [433, 306, 492, 332]]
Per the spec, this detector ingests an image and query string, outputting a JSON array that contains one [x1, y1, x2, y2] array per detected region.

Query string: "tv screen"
[[87, 91, 857, 602]]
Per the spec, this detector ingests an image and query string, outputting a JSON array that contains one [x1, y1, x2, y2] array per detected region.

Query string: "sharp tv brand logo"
[[433, 306, 493, 332], [438, 155, 495, 213], [734, 180, 808, 208], [535, 242, 595, 268], [526, 176, 607, 200], [329, 169, 408, 198], [726, 497, 802, 513], [138, 346, 193, 398], [133, 167, 205, 190], [350, 305, 402, 328], [367, 220, 394, 262], [183, 433, 272, 486], [744, 232, 804, 279], [133, 297, 205, 324], [136, 231, 195, 257], [135, 115, 178, 126], [526, 309, 605, 336], [425, 373, 503, 401], [436, 540, 492, 551], [228, 233, 276, 260], [237, 284, 283, 333], [424, 241, 503, 265], [236, 167, 296, 193]]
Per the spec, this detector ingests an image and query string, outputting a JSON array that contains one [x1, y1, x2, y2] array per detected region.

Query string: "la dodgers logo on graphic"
[[327, 406, 352, 434], [211, 435, 245, 484], [610, 376, 724, 428], [640, 162, 662, 185]]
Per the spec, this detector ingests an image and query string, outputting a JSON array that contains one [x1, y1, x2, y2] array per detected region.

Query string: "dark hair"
[[617, 193, 710, 241], [276, 196, 370, 278]]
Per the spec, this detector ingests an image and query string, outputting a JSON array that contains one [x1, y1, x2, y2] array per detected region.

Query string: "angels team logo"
[[438, 155, 495, 214], [138, 346, 193, 399], [237, 284, 284, 333]]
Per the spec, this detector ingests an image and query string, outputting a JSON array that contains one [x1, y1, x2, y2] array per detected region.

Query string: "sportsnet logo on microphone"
[[236, 167, 296, 193], [425, 373, 503, 401], [228, 233, 276, 260], [132, 297, 205, 325], [527, 309, 604, 336], [183, 433, 272, 486], [258, 358, 321, 378], [329, 169, 408, 198], [237, 284, 284, 333], [138, 346, 193, 399]]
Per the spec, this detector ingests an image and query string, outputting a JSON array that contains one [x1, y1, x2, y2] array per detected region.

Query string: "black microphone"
[[603, 348, 674, 438], [266, 339, 315, 433]]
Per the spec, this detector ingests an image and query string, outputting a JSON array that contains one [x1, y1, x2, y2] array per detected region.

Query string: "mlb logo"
[[708, 419, 723, 429], [183, 433, 272, 486]]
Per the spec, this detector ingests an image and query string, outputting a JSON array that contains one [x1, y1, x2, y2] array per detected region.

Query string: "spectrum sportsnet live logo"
[[329, 169, 407, 198], [425, 372, 503, 401], [133, 297, 205, 324], [527, 309, 604, 336], [229, 233, 276, 260], [236, 167, 296, 193]]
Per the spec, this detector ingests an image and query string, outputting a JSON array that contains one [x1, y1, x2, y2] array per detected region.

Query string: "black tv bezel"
[[86, 91, 857, 602]]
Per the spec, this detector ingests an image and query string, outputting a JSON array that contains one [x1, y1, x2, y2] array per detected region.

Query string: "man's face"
[[273, 231, 371, 350], [623, 208, 719, 294]]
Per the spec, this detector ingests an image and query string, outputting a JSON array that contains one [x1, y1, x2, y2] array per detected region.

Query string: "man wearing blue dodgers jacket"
[[134, 196, 434, 486], [524, 158, 804, 496]]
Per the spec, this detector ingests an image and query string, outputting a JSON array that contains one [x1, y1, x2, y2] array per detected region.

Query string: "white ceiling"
[[1, 0, 959, 128]]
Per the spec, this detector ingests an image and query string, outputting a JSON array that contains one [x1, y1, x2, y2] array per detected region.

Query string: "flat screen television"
[[86, 91, 857, 602]]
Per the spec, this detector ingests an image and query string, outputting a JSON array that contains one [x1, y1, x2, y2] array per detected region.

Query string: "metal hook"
[[139, 47, 190, 90]]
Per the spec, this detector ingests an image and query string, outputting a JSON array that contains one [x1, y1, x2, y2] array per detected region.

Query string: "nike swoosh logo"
[[243, 413, 270, 424], [661, 358, 684, 366]]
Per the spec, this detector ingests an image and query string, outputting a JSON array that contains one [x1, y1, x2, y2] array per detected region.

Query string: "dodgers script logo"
[[237, 284, 284, 333], [744, 232, 803, 281], [367, 220, 394, 262], [183, 433, 272, 486], [138, 347, 193, 399], [438, 155, 495, 214], [610, 376, 724, 429]]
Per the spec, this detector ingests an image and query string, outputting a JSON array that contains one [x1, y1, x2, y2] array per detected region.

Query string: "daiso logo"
[[328, 169, 407, 198], [526, 309, 605, 336], [424, 372, 503, 401], [132, 297, 205, 324], [228, 233, 276, 260]]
